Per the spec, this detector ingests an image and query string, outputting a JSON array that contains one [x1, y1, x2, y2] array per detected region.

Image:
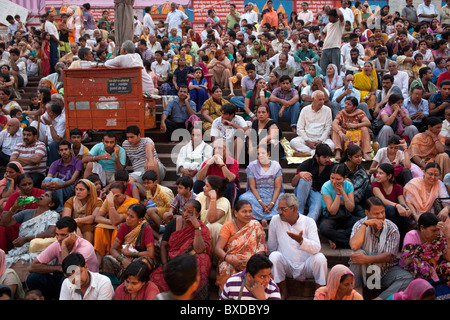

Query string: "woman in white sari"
[[176, 126, 213, 182], [2, 191, 60, 269]]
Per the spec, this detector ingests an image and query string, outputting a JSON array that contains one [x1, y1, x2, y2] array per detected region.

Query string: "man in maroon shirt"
[[193, 138, 239, 206]]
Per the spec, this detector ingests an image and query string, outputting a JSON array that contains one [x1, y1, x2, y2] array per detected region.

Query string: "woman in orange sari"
[[215, 200, 267, 291], [93, 182, 140, 267], [408, 117, 450, 181], [150, 199, 211, 299], [314, 264, 363, 300]]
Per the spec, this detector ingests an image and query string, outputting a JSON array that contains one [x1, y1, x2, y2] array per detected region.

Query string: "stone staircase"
[[84, 88, 368, 300]]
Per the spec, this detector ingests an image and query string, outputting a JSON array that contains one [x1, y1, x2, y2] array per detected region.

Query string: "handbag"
[[371, 118, 398, 136], [344, 129, 362, 150], [432, 197, 450, 214]]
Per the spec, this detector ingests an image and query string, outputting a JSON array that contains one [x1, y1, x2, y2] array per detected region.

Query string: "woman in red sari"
[[150, 199, 211, 299]]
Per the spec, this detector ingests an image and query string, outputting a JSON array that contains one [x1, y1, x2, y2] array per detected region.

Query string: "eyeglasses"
[[277, 206, 292, 212], [425, 172, 440, 178]]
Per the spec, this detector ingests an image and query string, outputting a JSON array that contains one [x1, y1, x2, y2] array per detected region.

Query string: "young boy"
[[164, 176, 197, 223], [9, 108, 27, 127], [254, 49, 271, 81], [141, 170, 174, 232], [432, 57, 446, 84], [69, 128, 90, 162], [412, 53, 426, 80], [109, 169, 140, 200]]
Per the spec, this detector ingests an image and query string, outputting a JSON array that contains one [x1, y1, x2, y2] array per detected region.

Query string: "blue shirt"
[[403, 97, 429, 123], [331, 87, 361, 110], [432, 67, 446, 84], [89, 142, 126, 172], [162, 97, 196, 123], [320, 180, 354, 211]]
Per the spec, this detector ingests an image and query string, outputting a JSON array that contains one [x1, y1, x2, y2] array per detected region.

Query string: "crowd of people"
[[0, 0, 450, 301]]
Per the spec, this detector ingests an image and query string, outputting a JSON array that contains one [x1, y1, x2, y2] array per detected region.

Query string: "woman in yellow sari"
[[408, 117, 450, 180], [200, 86, 229, 131], [215, 200, 267, 291], [103, 203, 156, 278], [353, 61, 378, 110], [93, 182, 140, 266]]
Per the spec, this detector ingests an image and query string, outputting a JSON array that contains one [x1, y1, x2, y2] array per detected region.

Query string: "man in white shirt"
[[344, 47, 365, 74], [148, 33, 162, 53], [0, 118, 22, 166], [151, 50, 172, 86], [298, 2, 314, 28], [340, 0, 354, 25], [240, 3, 258, 26], [200, 22, 221, 44], [268, 42, 296, 70], [387, 60, 410, 99], [8, 48, 27, 90], [268, 193, 328, 300], [143, 6, 156, 35], [270, 29, 286, 54], [60, 253, 114, 300], [290, 90, 334, 157], [417, 0, 439, 23], [341, 33, 365, 64], [105, 40, 155, 94], [165, 2, 189, 37], [6, 15, 18, 42], [44, 11, 61, 74]]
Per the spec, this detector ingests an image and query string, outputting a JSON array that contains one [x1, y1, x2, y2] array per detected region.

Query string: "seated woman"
[[93, 182, 140, 267], [102, 204, 156, 280], [353, 61, 377, 110], [195, 175, 232, 254], [239, 146, 283, 227], [243, 78, 271, 121], [300, 64, 323, 91], [387, 278, 436, 300], [409, 117, 450, 181], [150, 199, 211, 299], [215, 200, 267, 291], [267, 70, 280, 93], [248, 104, 284, 160], [340, 145, 370, 212], [200, 86, 229, 132], [229, 52, 247, 97], [371, 163, 411, 246], [331, 96, 372, 161], [1, 191, 59, 278], [314, 264, 363, 300], [324, 64, 343, 100], [113, 260, 160, 300], [400, 212, 450, 287], [0, 249, 25, 300], [368, 135, 420, 187], [170, 56, 194, 95], [320, 164, 363, 249], [61, 179, 103, 245], [188, 67, 209, 112], [375, 93, 418, 149], [0, 173, 45, 253], [0, 162, 24, 210], [207, 49, 233, 93], [404, 163, 450, 222]]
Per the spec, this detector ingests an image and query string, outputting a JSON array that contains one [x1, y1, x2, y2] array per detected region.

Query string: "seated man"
[[151, 50, 172, 88], [268, 193, 328, 300], [300, 76, 331, 109], [290, 90, 334, 157], [409, 66, 438, 100], [31, 102, 66, 165], [387, 60, 409, 100], [374, 74, 404, 118], [220, 254, 281, 300], [349, 197, 413, 300], [0, 118, 23, 167], [272, 53, 295, 79], [68, 47, 94, 69], [42, 140, 82, 212], [68, 128, 90, 162], [194, 138, 239, 207], [210, 103, 248, 163], [403, 85, 429, 131], [104, 40, 155, 95], [9, 126, 47, 188], [82, 131, 127, 187], [229, 63, 262, 110], [332, 73, 371, 120], [429, 79, 450, 120], [26, 217, 99, 300], [292, 143, 335, 222], [122, 125, 166, 185], [269, 75, 300, 133], [160, 85, 197, 141]]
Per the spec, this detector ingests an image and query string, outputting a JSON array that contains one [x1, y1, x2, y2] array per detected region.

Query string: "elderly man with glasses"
[[267, 193, 328, 300]]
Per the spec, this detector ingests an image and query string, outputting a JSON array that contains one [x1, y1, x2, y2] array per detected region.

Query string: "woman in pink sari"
[[389, 278, 435, 300], [150, 199, 211, 299], [215, 200, 267, 291], [314, 264, 363, 300]]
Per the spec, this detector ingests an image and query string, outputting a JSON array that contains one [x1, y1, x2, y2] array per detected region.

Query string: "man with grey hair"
[[267, 193, 328, 300], [290, 90, 334, 157], [105, 40, 155, 94]]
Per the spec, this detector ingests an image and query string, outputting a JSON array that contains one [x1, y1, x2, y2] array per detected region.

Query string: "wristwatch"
[[195, 226, 202, 231], [362, 222, 368, 227]]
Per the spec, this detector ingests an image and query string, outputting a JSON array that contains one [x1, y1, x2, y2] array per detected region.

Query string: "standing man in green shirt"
[[226, 4, 241, 33]]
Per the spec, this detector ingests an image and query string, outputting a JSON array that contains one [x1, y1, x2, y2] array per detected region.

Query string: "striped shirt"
[[10, 140, 47, 175], [169, 191, 197, 215], [122, 137, 160, 172], [220, 270, 281, 300], [351, 218, 400, 277]]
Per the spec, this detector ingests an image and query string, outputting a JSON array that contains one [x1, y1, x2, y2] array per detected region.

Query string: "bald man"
[[0, 118, 23, 166]]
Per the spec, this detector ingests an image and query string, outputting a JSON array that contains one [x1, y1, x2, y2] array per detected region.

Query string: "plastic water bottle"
[[17, 196, 41, 206], [348, 81, 353, 90]]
